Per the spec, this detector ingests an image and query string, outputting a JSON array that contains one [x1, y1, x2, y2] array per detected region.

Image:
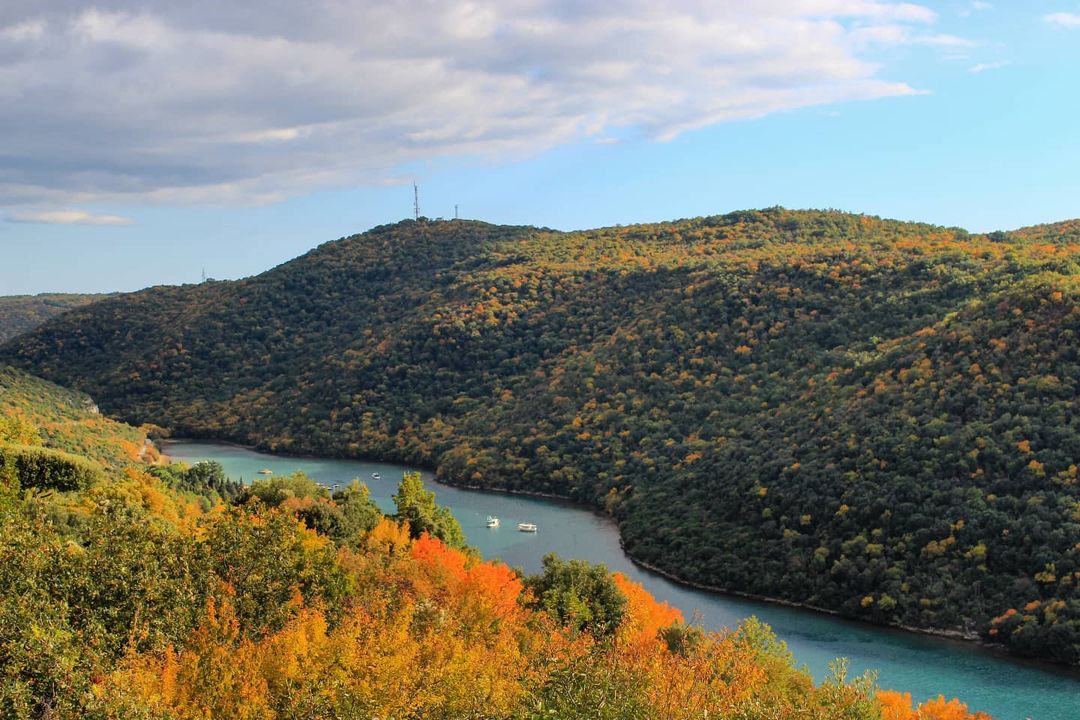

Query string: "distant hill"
[[0, 293, 107, 343], [3, 209, 1079, 665]]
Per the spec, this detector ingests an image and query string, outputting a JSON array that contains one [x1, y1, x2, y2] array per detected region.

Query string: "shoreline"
[[623, 554, 1080, 679], [625, 555, 976, 642], [163, 436, 1079, 677], [447, 475, 1080, 677], [428, 475, 997, 647]]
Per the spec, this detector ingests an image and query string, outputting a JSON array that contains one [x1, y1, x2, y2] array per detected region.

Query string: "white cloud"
[[916, 33, 975, 47], [0, 1, 942, 209], [969, 60, 1010, 73], [850, 23, 972, 49], [958, 1, 991, 17], [7, 209, 135, 225], [1044, 12, 1080, 28]]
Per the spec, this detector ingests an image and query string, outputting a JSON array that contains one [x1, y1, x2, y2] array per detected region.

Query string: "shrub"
[[0, 444, 104, 491]]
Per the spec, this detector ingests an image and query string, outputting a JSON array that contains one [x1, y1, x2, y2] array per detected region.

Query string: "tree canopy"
[[4, 210, 1080, 664], [524, 553, 628, 638], [0, 382, 990, 719], [393, 470, 465, 547]]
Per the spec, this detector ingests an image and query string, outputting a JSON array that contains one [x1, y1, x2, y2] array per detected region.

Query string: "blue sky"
[[1, 1, 1079, 294]]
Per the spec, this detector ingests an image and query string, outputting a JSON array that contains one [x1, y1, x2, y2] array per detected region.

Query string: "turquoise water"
[[165, 440, 1080, 720]]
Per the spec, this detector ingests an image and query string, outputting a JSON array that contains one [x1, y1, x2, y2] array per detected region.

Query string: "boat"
[[257, 468, 273, 475], [517, 522, 538, 533], [486, 516, 499, 528], [371, 472, 381, 480]]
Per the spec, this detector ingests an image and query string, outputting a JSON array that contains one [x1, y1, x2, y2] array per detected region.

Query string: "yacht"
[[486, 516, 500, 528], [257, 468, 273, 475], [371, 472, 381, 480], [517, 522, 538, 533]]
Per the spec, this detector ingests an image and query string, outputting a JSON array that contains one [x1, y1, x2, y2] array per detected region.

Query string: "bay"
[[164, 440, 1079, 720]]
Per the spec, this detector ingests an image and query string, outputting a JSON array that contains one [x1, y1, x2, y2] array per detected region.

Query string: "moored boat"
[[257, 468, 273, 475], [517, 522, 537, 532], [486, 516, 500, 528]]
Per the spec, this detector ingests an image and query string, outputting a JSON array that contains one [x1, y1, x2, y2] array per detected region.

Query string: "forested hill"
[[0, 366, 985, 718], [4, 208, 1080, 665], [0, 293, 106, 344]]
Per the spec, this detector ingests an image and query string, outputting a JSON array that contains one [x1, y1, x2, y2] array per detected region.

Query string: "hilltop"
[[4, 208, 1079, 665]]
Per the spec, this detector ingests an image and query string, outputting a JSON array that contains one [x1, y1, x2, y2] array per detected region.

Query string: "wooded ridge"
[[0, 293, 106, 344], [4, 208, 1079, 665]]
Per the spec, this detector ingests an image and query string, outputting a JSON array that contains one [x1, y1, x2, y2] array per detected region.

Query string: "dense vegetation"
[[4, 209, 1080, 664], [0, 365, 150, 468], [0, 293, 105, 344], [0, 443, 104, 491], [0, 387, 988, 719]]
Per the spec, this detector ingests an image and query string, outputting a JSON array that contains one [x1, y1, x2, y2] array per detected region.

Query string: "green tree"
[[151, 460, 243, 504], [244, 470, 328, 507], [392, 471, 464, 547], [204, 506, 351, 635], [332, 479, 382, 545], [0, 445, 103, 492], [0, 518, 93, 719], [523, 554, 627, 638]]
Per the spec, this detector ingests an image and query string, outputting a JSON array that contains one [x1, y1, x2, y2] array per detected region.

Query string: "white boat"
[[486, 516, 500, 528], [257, 468, 273, 475], [517, 522, 538, 533], [371, 472, 381, 480]]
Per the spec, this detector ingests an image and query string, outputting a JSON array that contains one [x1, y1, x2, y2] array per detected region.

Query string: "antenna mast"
[[454, 204, 459, 220], [413, 182, 420, 221]]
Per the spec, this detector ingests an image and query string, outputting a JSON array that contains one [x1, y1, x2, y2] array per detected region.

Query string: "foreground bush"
[[0, 444, 104, 491], [0, 447, 992, 719]]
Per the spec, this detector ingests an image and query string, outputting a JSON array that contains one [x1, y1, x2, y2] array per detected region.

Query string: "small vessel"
[[371, 472, 381, 480], [486, 516, 500, 528], [257, 468, 273, 475], [517, 522, 538, 533]]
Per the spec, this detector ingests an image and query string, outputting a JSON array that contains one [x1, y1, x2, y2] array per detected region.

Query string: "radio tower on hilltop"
[[413, 182, 420, 221]]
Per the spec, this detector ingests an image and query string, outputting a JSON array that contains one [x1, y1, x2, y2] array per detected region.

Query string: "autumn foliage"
[[91, 526, 992, 720], [879, 690, 993, 720], [0, 399, 994, 719], [6, 211, 1080, 665]]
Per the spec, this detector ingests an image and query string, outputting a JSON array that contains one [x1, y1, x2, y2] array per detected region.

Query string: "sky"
[[1, 1, 1079, 294]]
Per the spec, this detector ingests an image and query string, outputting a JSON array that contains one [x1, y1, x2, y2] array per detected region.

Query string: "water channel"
[[164, 440, 1080, 720]]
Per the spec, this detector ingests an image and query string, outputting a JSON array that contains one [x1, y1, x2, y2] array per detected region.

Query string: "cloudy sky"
[[2, 1, 1078, 293]]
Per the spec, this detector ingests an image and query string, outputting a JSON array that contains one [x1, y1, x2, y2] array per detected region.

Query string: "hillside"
[[0, 382, 987, 719], [0, 365, 150, 468], [0, 293, 106, 344], [3, 209, 1080, 665]]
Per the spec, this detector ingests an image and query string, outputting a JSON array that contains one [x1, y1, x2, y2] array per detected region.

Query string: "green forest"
[[4, 209, 1080, 665], [0, 294, 105, 344], [0, 363, 988, 719]]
